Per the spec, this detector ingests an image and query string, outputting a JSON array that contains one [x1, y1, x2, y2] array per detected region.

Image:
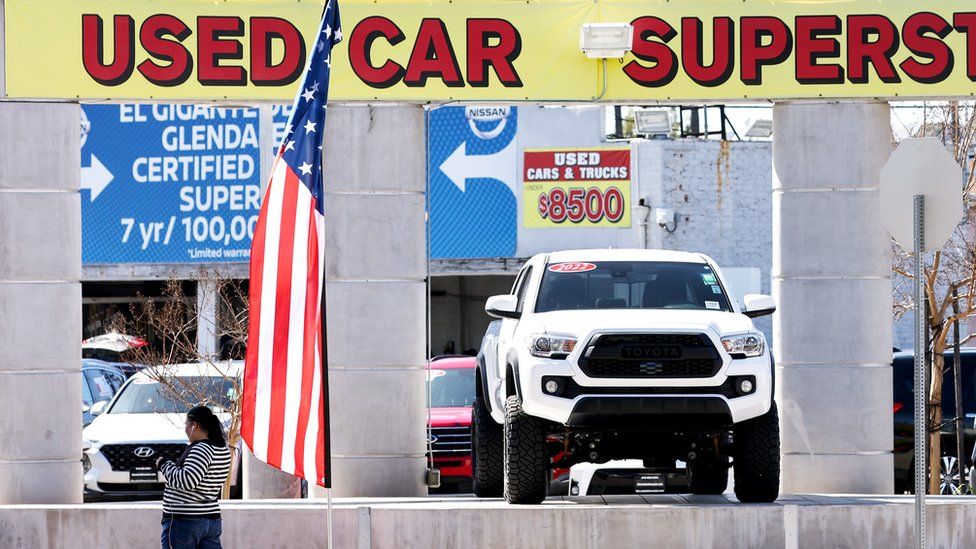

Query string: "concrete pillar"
[[196, 279, 218, 359], [243, 105, 427, 498], [772, 102, 894, 494], [242, 450, 303, 499], [0, 102, 83, 503], [320, 105, 427, 497]]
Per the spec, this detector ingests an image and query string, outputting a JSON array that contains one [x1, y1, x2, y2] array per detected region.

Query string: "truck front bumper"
[[518, 353, 772, 427]]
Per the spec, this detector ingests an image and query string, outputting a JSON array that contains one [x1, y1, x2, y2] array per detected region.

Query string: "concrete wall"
[[320, 105, 427, 497], [3, 496, 976, 548], [634, 140, 774, 338], [772, 102, 893, 494], [0, 102, 83, 503]]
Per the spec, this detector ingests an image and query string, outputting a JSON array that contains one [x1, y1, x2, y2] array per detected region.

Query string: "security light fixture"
[[580, 23, 633, 59], [634, 109, 672, 136], [745, 119, 773, 139]]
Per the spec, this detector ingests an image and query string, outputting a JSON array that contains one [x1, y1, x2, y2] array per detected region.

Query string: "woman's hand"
[[156, 456, 166, 469]]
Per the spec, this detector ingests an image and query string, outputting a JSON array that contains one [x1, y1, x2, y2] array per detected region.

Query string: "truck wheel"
[[689, 456, 729, 495], [472, 396, 503, 497], [733, 402, 781, 503], [503, 395, 549, 504]]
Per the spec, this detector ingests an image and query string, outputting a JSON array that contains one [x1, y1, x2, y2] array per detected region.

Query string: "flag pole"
[[319, 4, 334, 548], [322, 224, 333, 548]]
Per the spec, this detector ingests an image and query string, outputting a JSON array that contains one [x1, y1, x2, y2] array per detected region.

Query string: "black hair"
[[187, 405, 227, 447]]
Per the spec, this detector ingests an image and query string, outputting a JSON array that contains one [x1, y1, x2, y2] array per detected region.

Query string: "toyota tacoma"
[[471, 249, 779, 504]]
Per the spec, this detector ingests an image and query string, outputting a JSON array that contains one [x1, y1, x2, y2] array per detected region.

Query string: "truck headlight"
[[721, 333, 765, 358], [529, 334, 577, 358]]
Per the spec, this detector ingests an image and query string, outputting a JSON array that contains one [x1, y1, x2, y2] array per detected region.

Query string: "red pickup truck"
[[427, 356, 476, 492]]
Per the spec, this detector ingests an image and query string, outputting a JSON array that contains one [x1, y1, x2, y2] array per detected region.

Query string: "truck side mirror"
[[742, 294, 776, 318], [486, 294, 520, 319]]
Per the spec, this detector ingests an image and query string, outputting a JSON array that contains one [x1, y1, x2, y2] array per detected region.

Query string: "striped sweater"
[[160, 440, 232, 518]]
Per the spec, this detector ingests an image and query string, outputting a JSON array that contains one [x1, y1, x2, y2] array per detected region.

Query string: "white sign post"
[[879, 138, 964, 549]]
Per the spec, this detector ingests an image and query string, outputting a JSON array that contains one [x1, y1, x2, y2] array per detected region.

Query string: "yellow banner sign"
[[522, 148, 631, 229], [6, 0, 976, 101]]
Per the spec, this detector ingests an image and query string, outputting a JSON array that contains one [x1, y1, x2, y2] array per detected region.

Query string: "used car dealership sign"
[[7, 0, 976, 101]]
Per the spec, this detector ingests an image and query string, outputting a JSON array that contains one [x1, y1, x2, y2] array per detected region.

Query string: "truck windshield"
[[535, 261, 733, 313], [110, 376, 237, 414], [428, 368, 475, 408]]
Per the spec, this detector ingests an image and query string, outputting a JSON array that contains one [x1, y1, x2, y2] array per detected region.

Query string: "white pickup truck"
[[472, 249, 779, 504]]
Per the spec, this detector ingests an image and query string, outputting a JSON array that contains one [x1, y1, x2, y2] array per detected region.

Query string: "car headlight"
[[721, 333, 765, 358], [82, 453, 92, 473], [529, 334, 577, 358]]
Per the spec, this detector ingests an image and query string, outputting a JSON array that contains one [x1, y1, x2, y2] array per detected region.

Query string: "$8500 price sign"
[[523, 148, 631, 229]]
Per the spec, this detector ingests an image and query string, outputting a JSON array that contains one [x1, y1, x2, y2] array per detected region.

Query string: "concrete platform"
[[3, 494, 976, 548]]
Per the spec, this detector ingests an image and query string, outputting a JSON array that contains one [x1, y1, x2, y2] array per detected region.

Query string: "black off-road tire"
[[503, 395, 549, 504], [689, 456, 730, 495], [733, 402, 781, 503], [472, 396, 504, 497]]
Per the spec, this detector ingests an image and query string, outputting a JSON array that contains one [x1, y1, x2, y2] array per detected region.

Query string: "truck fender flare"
[[475, 352, 493, 414], [505, 350, 521, 400]]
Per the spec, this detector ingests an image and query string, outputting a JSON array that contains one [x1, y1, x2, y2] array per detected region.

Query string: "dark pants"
[[161, 517, 222, 549]]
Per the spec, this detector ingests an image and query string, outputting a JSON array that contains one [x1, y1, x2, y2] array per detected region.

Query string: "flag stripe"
[[280, 185, 313, 474], [240, 182, 270, 448], [251, 160, 289, 461], [293, 207, 321, 479], [266, 169, 301, 467]]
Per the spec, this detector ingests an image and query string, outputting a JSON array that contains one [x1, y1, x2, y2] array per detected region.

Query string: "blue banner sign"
[[81, 104, 275, 264], [428, 106, 518, 259]]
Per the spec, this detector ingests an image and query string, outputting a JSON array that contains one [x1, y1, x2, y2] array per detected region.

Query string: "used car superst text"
[[472, 249, 780, 504]]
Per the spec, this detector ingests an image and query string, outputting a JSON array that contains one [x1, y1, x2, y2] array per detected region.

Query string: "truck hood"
[[429, 406, 472, 428], [528, 309, 758, 340]]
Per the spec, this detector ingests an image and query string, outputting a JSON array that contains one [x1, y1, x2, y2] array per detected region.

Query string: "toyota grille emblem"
[[133, 446, 155, 458], [639, 362, 664, 375]]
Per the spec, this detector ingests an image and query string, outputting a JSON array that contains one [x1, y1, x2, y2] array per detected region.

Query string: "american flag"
[[242, 0, 342, 488]]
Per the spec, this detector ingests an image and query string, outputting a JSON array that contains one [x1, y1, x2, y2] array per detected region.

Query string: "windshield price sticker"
[[523, 148, 631, 229], [549, 262, 597, 273], [705, 301, 721, 310]]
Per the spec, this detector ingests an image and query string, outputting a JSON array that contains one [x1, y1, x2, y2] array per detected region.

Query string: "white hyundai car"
[[472, 249, 778, 504], [82, 361, 243, 501]]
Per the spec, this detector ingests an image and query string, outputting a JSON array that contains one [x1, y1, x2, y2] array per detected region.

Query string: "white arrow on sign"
[[81, 154, 114, 202], [438, 138, 517, 196]]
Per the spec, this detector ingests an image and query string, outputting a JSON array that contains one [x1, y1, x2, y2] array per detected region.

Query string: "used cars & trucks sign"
[[523, 148, 631, 229], [7, 0, 976, 101]]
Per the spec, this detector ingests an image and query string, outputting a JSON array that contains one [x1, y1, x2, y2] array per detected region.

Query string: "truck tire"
[[689, 456, 729, 495], [733, 402, 781, 503], [472, 396, 503, 497], [503, 395, 549, 504]]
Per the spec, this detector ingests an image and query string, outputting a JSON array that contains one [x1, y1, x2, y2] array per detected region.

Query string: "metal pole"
[[913, 194, 926, 549], [953, 289, 965, 491]]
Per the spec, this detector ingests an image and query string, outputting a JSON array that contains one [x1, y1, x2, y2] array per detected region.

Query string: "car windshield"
[[535, 261, 733, 313], [428, 368, 475, 408], [110, 376, 237, 414]]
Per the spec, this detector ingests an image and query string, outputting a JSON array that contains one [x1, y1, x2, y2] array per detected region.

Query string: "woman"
[[156, 405, 233, 549]]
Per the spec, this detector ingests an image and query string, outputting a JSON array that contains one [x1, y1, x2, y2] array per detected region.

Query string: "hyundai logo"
[[133, 446, 155, 458], [427, 434, 439, 445], [639, 362, 664, 375]]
